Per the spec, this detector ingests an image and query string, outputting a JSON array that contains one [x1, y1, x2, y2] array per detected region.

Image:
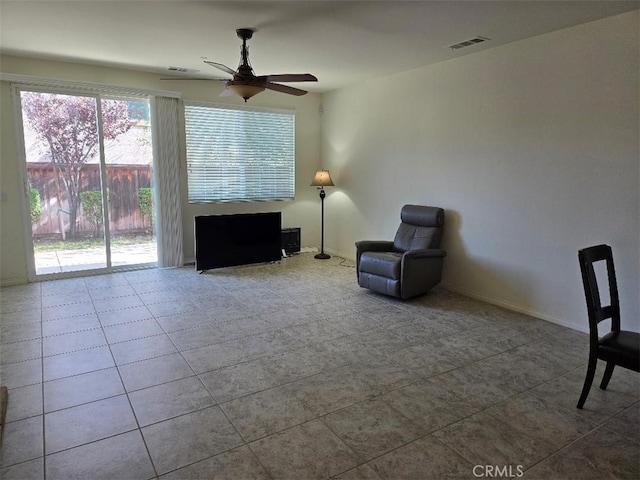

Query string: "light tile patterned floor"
[[0, 253, 638, 479]]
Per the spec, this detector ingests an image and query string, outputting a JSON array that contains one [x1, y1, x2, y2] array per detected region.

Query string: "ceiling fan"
[[167, 28, 318, 102]]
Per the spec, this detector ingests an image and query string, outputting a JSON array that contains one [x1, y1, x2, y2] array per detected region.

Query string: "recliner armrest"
[[402, 249, 447, 259], [400, 249, 447, 298], [355, 240, 394, 253]]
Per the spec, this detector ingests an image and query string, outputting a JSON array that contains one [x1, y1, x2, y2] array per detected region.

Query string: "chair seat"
[[599, 331, 640, 371], [359, 251, 403, 279]]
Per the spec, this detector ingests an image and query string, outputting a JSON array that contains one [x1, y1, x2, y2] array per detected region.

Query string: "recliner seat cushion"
[[359, 251, 402, 279]]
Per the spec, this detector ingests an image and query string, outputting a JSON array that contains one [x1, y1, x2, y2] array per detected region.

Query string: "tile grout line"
[[39, 283, 47, 480], [99, 274, 161, 480]]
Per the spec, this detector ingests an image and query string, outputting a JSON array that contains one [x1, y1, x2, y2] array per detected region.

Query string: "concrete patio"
[[35, 241, 157, 275]]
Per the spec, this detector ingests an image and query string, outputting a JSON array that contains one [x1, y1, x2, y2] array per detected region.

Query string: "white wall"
[[321, 11, 639, 332], [0, 56, 322, 284]]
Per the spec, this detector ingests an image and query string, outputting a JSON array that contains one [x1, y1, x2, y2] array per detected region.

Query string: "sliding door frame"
[[12, 84, 157, 281]]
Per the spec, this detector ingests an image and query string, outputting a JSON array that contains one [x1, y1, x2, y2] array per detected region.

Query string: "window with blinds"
[[185, 102, 295, 203]]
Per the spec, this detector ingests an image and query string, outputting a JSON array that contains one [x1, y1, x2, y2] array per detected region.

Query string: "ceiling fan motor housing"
[[236, 28, 254, 40]]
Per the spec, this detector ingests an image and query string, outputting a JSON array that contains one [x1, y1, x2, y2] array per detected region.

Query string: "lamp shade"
[[310, 169, 335, 187]]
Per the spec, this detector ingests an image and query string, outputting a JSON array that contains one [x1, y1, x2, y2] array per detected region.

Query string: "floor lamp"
[[311, 169, 334, 260]]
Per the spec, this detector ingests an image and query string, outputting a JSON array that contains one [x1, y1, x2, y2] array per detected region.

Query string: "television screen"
[[195, 212, 282, 271]]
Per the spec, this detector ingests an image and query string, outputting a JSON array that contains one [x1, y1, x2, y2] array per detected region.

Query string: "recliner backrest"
[[393, 205, 444, 252]]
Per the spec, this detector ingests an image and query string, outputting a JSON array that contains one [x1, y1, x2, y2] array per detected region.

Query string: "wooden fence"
[[28, 164, 153, 238]]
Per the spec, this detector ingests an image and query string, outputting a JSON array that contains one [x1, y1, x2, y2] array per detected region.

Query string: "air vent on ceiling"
[[168, 66, 199, 73], [448, 36, 490, 50]]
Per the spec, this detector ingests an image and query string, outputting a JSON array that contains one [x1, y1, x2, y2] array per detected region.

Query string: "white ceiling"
[[1, 1, 638, 93]]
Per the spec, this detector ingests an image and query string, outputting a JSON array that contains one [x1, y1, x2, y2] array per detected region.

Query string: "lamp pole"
[[315, 187, 330, 259]]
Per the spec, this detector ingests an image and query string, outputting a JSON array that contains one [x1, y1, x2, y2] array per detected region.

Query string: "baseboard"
[[441, 281, 587, 333], [0, 276, 28, 287]]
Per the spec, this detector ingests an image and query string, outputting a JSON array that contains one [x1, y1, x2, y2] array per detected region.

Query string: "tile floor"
[[0, 253, 638, 479]]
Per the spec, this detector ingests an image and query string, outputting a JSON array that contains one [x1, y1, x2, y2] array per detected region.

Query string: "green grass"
[[34, 235, 154, 253]]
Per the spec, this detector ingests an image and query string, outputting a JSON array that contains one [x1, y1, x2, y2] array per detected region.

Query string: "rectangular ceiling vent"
[[448, 36, 490, 50]]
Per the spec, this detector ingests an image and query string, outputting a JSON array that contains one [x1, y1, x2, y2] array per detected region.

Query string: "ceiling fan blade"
[[203, 61, 236, 76], [161, 77, 227, 81], [264, 82, 308, 96], [260, 74, 318, 83]]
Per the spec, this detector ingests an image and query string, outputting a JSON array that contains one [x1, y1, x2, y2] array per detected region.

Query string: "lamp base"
[[314, 252, 331, 260]]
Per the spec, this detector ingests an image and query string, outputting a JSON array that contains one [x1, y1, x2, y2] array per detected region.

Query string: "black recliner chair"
[[355, 205, 446, 299]]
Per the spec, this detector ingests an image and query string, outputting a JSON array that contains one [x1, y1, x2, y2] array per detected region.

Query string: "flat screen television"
[[195, 212, 282, 271]]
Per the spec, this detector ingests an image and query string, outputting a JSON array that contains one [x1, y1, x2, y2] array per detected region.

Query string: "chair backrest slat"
[[578, 244, 621, 335]]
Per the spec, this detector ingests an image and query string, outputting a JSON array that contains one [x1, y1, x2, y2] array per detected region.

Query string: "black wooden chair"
[[576, 244, 639, 409]]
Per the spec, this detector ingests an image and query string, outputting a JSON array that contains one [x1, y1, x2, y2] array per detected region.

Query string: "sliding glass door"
[[17, 89, 157, 277], [103, 99, 157, 268]]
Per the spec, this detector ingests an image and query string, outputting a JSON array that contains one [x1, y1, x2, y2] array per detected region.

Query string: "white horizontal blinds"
[[185, 103, 295, 203]]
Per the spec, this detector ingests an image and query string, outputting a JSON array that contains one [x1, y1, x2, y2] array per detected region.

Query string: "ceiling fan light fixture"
[[226, 82, 265, 102]]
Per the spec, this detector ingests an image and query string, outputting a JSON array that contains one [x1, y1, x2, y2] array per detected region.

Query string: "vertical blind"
[[185, 102, 295, 203]]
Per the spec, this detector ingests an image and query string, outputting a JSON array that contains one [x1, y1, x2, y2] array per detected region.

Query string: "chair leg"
[[599, 361, 615, 390], [577, 355, 597, 409]]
